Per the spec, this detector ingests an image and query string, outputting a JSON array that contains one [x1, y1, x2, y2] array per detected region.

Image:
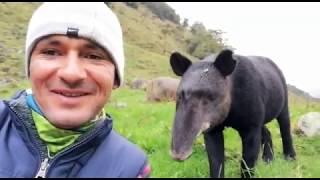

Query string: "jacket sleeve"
[[136, 160, 151, 178], [0, 100, 8, 128]]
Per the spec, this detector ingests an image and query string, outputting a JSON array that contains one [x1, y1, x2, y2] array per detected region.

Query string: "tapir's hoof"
[[262, 156, 273, 164], [170, 149, 192, 161], [284, 154, 296, 161]]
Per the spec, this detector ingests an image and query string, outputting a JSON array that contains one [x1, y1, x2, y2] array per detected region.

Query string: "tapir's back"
[[227, 54, 288, 126]]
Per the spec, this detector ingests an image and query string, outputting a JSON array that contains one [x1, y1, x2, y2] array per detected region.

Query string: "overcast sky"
[[167, 2, 320, 98]]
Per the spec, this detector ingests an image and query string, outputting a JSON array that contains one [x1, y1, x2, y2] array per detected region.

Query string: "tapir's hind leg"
[[276, 104, 296, 160], [261, 126, 274, 163]]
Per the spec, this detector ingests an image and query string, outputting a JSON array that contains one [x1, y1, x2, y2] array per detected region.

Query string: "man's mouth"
[[51, 89, 90, 97]]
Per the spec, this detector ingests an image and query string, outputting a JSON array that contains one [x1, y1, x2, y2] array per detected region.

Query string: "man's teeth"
[[58, 92, 86, 97]]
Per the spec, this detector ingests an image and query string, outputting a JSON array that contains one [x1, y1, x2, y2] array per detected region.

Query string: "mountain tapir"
[[169, 49, 296, 178]]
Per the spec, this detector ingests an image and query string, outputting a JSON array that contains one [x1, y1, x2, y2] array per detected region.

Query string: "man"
[[0, 2, 151, 178]]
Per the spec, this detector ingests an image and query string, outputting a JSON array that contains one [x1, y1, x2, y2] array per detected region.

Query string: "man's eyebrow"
[[84, 42, 102, 50], [84, 42, 112, 58], [39, 39, 62, 46]]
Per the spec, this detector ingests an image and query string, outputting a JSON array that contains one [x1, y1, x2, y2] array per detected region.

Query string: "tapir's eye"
[[193, 90, 212, 100], [205, 94, 214, 101], [202, 99, 209, 105], [179, 91, 185, 100]]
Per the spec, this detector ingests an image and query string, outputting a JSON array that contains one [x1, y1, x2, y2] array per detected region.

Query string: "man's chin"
[[45, 113, 92, 129]]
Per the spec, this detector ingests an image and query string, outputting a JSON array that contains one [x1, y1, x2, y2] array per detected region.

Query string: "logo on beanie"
[[66, 27, 79, 37]]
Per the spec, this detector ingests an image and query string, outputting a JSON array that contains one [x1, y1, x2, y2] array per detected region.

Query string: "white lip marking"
[[197, 122, 211, 137], [202, 122, 210, 131]]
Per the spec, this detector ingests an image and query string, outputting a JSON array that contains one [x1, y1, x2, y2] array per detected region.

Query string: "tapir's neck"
[[222, 75, 233, 120], [209, 76, 233, 129]]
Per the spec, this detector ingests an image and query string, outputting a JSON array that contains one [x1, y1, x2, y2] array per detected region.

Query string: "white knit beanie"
[[25, 2, 125, 86]]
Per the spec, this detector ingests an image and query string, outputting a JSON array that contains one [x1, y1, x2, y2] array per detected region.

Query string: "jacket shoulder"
[[109, 130, 147, 161], [102, 130, 148, 175], [78, 130, 149, 178], [0, 100, 9, 126]]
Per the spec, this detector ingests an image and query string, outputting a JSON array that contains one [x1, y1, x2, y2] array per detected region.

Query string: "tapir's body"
[[170, 50, 296, 178], [224, 54, 287, 129]]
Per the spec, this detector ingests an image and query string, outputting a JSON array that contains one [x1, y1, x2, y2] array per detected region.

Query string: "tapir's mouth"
[[170, 149, 193, 161]]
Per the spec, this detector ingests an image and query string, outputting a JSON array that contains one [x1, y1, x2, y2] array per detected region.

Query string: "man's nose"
[[57, 52, 87, 87]]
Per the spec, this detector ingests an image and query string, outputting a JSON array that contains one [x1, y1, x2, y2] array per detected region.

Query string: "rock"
[[0, 79, 11, 87], [146, 77, 180, 102], [130, 78, 149, 90], [296, 112, 320, 137], [114, 102, 127, 109]]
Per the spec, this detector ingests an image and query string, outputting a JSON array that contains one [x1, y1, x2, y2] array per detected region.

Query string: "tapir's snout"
[[170, 149, 192, 161]]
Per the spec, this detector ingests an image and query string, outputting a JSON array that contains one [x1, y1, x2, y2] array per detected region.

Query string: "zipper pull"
[[35, 158, 49, 178]]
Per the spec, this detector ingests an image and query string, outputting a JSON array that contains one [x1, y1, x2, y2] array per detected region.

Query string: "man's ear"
[[113, 84, 119, 89], [170, 52, 192, 76], [113, 73, 120, 89], [213, 49, 236, 76]]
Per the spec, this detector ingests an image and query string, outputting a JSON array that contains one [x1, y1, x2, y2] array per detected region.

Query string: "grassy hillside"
[[0, 3, 39, 87], [123, 43, 176, 84], [111, 2, 191, 56]]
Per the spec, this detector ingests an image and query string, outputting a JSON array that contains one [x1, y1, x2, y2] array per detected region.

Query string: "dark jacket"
[[0, 90, 148, 178]]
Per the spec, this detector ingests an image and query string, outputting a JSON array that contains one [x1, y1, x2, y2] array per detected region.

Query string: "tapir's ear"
[[213, 49, 236, 76], [170, 52, 192, 76]]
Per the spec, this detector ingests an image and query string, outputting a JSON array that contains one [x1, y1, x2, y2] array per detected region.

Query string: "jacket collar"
[[6, 90, 114, 159]]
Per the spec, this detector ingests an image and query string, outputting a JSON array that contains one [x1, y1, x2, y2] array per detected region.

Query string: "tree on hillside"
[[124, 2, 139, 9], [187, 22, 225, 58], [190, 22, 206, 35], [141, 2, 180, 25], [104, 2, 111, 7], [182, 18, 189, 28]]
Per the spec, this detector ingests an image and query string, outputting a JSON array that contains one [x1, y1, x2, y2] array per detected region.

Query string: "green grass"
[[105, 87, 320, 178]]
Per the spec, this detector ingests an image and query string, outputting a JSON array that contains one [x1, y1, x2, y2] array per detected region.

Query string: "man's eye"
[[84, 54, 103, 60], [41, 49, 60, 56]]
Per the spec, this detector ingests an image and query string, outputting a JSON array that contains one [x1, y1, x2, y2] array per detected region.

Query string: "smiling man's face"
[[29, 35, 116, 129]]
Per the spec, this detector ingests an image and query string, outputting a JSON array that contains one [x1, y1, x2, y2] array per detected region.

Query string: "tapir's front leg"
[[204, 128, 225, 178], [239, 128, 262, 178]]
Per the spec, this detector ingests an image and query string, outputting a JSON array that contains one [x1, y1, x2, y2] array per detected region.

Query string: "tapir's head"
[[169, 49, 236, 161]]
